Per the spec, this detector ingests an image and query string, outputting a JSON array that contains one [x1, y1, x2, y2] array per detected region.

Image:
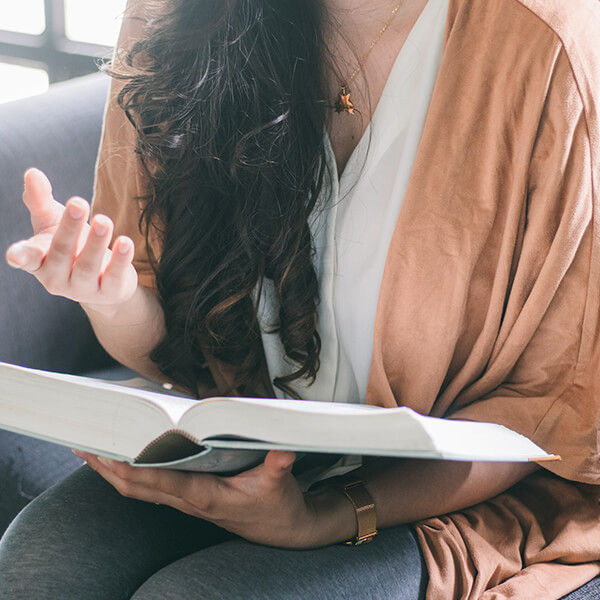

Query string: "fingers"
[[69, 216, 136, 301], [6, 241, 37, 270], [6, 198, 92, 278], [6, 233, 53, 272], [8, 170, 139, 307], [7, 194, 89, 277], [100, 235, 136, 298], [22, 168, 64, 235], [70, 214, 113, 288], [77, 451, 207, 514], [75, 452, 201, 495], [39, 198, 90, 291], [263, 451, 296, 478], [7, 197, 137, 305]]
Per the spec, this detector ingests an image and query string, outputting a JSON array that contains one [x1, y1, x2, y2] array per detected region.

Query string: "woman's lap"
[[132, 520, 428, 600], [133, 526, 426, 600], [0, 465, 427, 600], [0, 465, 233, 599]]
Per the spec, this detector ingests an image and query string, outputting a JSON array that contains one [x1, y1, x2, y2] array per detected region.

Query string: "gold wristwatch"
[[340, 480, 378, 545]]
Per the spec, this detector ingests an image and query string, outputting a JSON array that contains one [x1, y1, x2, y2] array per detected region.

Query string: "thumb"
[[23, 168, 65, 234], [263, 451, 296, 479]]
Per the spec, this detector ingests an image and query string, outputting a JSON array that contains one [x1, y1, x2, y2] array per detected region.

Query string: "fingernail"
[[97, 456, 114, 468], [24, 167, 40, 182], [6, 243, 29, 267], [93, 221, 108, 236], [67, 201, 85, 219], [117, 238, 131, 254], [71, 449, 88, 466]]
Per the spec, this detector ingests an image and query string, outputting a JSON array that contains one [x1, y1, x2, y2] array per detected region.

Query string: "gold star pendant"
[[334, 86, 356, 115]]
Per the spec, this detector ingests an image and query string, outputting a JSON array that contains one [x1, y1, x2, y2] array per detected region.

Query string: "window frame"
[[0, 0, 113, 83]]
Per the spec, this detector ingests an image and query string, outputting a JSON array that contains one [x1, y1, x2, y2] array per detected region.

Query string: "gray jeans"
[[0, 466, 427, 599]]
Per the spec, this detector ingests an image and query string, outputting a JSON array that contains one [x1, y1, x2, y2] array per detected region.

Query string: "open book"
[[0, 361, 559, 474]]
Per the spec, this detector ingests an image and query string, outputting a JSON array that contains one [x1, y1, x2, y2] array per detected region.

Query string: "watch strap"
[[340, 480, 377, 545]]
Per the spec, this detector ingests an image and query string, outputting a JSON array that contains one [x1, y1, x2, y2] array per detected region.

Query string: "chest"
[[326, 2, 429, 175]]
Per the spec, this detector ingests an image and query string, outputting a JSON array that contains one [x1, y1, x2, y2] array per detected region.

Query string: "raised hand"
[[5, 168, 138, 312]]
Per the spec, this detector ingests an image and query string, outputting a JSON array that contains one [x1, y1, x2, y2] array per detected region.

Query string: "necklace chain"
[[334, 2, 404, 115], [348, 3, 403, 84]]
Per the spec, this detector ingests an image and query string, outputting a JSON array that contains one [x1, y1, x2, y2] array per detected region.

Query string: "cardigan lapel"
[[366, 0, 570, 415]]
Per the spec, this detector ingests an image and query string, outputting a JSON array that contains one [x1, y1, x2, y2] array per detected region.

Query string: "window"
[[64, 0, 127, 47], [0, 62, 49, 104], [0, 0, 127, 104]]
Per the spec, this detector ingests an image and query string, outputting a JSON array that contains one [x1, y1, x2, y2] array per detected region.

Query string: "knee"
[[0, 467, 100, 593], [0, 465, 110, 555], [0, 465, 137, 598], [0, 478, 73, 561], [0, 492, 76, 597]]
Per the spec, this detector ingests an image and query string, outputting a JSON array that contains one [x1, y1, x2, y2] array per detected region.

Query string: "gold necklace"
[[334, 3, 403, 115]]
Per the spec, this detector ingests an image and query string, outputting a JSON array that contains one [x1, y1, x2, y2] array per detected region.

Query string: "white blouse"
[[258, 0, 449, 404]]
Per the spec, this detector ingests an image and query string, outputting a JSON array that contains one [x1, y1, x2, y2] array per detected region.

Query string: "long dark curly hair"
[[112, 0, 333, 397]]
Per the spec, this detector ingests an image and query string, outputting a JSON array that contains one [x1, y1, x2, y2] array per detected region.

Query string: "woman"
[[3, 0, 600, 597]]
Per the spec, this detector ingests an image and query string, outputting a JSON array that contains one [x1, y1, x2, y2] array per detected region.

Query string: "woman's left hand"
[[73, 450, 355, 549]]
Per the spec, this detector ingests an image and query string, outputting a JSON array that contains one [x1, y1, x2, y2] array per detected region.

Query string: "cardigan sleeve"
[[411, 41, 600, 600], [446, 46, 600, 485], [91, 0, 158, 291], [364, 3, 600, 598], [368, 35, 600, 486]]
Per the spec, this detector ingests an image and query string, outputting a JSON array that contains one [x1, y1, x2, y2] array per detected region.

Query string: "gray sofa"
[[0, 73, 124, 535]]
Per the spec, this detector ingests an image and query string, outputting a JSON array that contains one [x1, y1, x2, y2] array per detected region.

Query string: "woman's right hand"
[[5, 168, 138, 314]]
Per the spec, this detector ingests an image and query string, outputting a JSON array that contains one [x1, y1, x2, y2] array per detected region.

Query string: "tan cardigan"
[[93, 0, 600, 597]]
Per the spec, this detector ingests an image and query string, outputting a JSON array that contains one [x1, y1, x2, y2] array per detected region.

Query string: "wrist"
[[81, 286, 141, 320], [303, 483, 358, 547], [81, 300, 127, 320], [336, 479, 378, 545]]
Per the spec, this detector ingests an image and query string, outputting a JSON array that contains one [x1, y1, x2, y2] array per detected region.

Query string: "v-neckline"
[[326, 0, 433, 184]]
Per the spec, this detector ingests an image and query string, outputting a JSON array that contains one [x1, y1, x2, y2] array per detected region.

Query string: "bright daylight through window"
[[0, 0, 127, 104]]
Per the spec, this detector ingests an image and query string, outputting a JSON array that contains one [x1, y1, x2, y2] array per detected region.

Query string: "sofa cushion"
[[0, 73, 114, 374]]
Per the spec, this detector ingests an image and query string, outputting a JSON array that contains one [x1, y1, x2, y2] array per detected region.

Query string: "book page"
[[180, 400, 555, 463], [414, 413, 555, 461], [0, 362, 195, 460], [193, 396, 382, 415], [9, 366, 198, 423]]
